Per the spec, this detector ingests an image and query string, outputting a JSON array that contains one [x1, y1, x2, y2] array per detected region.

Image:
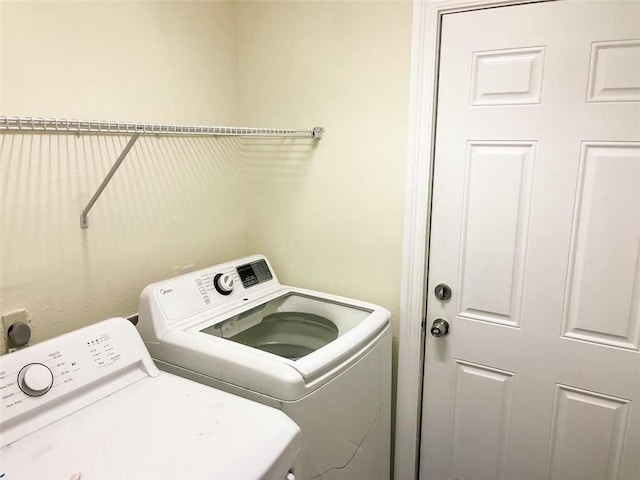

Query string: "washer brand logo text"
[[160, 288, 173, 295]]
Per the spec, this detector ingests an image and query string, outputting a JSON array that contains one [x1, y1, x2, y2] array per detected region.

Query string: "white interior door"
[[420, 1, 640, 479]]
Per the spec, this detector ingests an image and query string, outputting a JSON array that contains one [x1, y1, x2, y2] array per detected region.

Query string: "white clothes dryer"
[[0, 318, 300, 480], [138, 255, 391, 480]]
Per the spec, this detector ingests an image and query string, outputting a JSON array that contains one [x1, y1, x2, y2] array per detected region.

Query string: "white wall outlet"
[[2, 309, 29, 332]]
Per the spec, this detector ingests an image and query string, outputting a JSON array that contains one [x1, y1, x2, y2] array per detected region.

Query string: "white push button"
[[18, 363, 54, 396]]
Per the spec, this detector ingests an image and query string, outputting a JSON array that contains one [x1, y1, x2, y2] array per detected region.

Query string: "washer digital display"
[[237, 260, 273, 288]]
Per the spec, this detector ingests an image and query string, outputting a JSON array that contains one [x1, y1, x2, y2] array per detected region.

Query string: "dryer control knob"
[[18, 363, 54, 397], [214, 273, 234, 295]]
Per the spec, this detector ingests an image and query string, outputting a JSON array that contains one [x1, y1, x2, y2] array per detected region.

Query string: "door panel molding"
[[562, 142, 640, 351], [470, 46, 546, 106], [396, 1, 556, 478], [457, 141, 535, 328], [587, 40, 640, 103], [545, 384, 631, 480], [451, 360, 515, 480]]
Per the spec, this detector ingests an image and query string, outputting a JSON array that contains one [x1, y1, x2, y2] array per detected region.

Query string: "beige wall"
[[1, 0, 412, 360], [0, 1, 247, 350], [1, 1, 240, 123], [236, 4, 412, 459], [237, 1, 412, 337]]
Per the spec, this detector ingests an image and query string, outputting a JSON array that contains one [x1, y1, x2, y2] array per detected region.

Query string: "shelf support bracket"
[[80, 133, 140, 229]]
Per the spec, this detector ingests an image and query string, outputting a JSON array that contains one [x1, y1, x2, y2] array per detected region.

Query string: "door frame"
[[395, 1, 555, 478]]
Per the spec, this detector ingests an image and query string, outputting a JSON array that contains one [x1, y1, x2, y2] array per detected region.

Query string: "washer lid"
[[137, 255, 391, 382], [195, 290, 389, 379], [199, 292, 369, 360]]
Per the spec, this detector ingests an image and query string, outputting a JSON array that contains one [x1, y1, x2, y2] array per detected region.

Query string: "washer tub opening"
[[229, 312, 339, 360], [198, 292, 373, 361]]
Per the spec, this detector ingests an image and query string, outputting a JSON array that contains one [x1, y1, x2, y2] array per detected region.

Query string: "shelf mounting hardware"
[[80, 133, 140, 229], [0, 116, 324, 228]]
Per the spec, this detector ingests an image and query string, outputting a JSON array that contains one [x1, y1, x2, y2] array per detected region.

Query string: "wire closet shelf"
[[0, 116, 324, 228], [0, 116, 324, 139]]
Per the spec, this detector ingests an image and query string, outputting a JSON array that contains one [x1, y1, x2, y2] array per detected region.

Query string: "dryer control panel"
[[0, 318, 158, 447]]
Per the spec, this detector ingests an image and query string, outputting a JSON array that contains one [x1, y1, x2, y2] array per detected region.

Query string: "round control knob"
[[214, 273, 234, 295], [18, 363, 54, 397]]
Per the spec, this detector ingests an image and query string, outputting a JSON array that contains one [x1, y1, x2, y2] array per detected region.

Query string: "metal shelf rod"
[[0, 116, 324, 229], [0, 116, 324, 139]]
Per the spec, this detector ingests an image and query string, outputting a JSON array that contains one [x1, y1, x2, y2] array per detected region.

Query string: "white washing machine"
[[137, 255, 391, 480], [0, 317, 300, 480]]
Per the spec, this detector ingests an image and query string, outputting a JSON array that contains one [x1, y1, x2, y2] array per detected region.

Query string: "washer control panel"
[[148, 255, 280, 323], [236, 259, 273, 288], [0, 318, 156, 439]]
